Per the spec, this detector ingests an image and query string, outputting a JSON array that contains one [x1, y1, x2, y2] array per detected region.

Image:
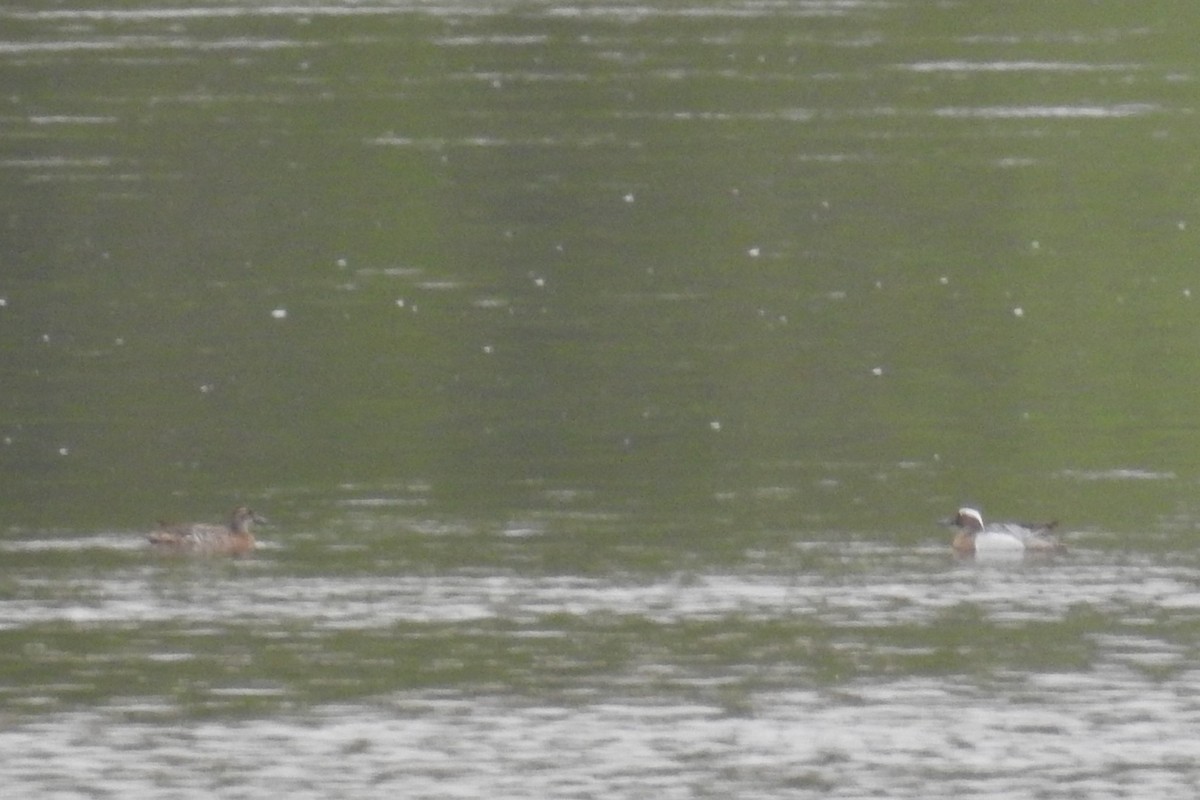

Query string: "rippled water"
[[4, 507, 1200, 797], [6, 0, 1200, 796], [9, 675, 1200, 799]]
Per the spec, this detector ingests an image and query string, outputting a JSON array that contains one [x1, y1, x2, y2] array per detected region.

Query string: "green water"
[[3, 2, 1200, 796], [3, 1, 1199, 533]]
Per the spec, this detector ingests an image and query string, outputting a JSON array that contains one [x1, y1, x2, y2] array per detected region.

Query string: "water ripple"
[[3, 668, 1199, 798]]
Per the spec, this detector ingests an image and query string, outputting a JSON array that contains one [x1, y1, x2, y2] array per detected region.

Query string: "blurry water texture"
[[3, 1, 1200, 796]]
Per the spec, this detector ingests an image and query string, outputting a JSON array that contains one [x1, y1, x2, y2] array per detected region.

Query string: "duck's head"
[[943, 507, 984, 533], [230, 506, 268, 531]]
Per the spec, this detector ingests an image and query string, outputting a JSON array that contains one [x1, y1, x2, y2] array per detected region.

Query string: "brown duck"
[[148, 506, 265, 556]]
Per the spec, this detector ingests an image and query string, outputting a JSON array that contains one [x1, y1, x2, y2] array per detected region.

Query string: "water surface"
[[3, 0, 1200, 796]]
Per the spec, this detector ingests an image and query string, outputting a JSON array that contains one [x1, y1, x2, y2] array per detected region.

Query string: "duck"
[[148, 506, 265, 556], [943, 507, 1064, 557]]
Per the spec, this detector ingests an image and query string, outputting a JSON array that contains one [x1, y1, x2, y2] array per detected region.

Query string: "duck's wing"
[[148, 525, 190, 546], [176, 524, 235, 549], [1011, 522, 1065, 552], [148, 521, 220, 547], [1025, 531, 1066, 552]]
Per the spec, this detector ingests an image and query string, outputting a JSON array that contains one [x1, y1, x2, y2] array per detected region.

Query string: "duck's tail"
[[147, 528, 184, 546]]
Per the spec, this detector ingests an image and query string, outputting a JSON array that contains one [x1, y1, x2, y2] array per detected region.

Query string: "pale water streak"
[[2, 669, 1199, 797], [2, 534, 1200, 796], [0, 542, 1198, 630]]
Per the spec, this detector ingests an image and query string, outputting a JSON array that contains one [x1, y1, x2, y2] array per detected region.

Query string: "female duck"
[[944, 507, 1064, 557], [148, 506, 265, 556]]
